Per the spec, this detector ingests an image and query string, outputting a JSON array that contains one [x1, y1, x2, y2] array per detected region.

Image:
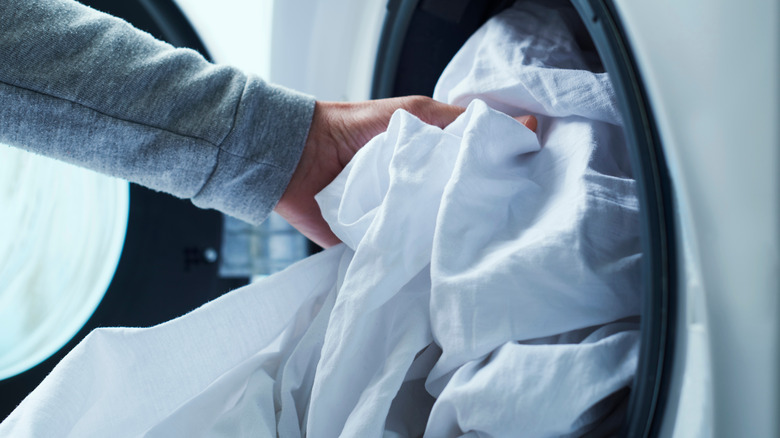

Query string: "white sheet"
[[0, 2, 641, 437]]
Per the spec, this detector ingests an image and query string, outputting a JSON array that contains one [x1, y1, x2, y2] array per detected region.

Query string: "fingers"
[[400, 96, 537, 134], [513, 114, 538, 133], [401, 96, 538, 134], [399, 96, 465, 129]]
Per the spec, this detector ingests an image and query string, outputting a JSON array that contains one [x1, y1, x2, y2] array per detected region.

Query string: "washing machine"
[[1, 0, 777, 436], [254, 0, 778, 435]]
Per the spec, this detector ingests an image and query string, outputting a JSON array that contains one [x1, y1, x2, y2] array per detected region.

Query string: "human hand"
[[275, 96, 537, 248]]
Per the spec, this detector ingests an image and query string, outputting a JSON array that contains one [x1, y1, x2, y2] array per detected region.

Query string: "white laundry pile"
[[0, 2, 642, 437]]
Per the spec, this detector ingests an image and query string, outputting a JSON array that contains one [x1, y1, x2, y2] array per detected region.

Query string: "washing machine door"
[[0, 0, 247, 420]]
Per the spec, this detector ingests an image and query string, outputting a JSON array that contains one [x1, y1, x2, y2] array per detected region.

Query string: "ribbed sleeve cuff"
[[191, 77, 316, 224]]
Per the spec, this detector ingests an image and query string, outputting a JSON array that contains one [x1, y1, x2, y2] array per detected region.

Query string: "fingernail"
[[518, 115, 538, 133]]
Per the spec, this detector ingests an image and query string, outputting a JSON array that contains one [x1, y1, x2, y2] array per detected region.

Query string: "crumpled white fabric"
[[0, 2, 641, 437]]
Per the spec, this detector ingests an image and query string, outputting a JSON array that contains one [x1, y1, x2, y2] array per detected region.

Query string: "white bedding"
[[0, 2, 641, 437]]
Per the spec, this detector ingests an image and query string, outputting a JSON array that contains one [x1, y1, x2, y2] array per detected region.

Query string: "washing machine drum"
[[372, 0, 673, 436]]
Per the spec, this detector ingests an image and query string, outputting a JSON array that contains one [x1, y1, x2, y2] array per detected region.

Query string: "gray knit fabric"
[[0, 0, 316, 224]]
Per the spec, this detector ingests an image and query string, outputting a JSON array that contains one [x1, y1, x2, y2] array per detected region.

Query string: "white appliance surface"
[[174, 0, 386, 101], [612, 0, 779, 436]]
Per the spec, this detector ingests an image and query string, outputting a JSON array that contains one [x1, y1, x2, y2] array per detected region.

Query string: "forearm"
[[0, 0, 315, 223]]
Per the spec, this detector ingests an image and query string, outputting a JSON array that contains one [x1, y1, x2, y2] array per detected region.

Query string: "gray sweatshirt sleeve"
[[0, 0, 316, 224]]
